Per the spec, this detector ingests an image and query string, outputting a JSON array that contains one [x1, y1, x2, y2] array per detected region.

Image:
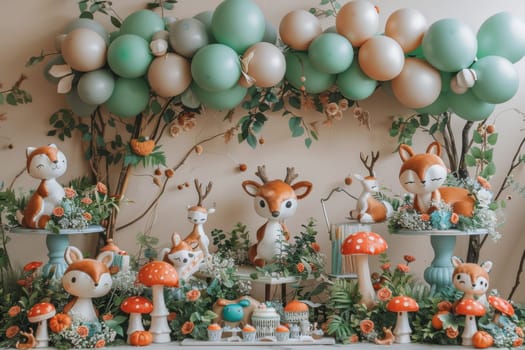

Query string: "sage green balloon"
[[66, 86, 97, 117], [104, 78, 150, 118], [477, 12, 525, 63], [77, 69, 115, 105], [211, 0, 265, 54], [120, 9, 165, 41], [64, 18, 110, 44], [191, 82, 247, 111], [191, 44, 241, 92], [415, 91, 449, 115], [169, 18, 209, 58], [336, 60, 377, 100], [309, 33, 353, 74], [194, 10, 215, 42], [262, 19, 277, 44], [471, 55, 519, 104], [449, 90, 495, 122], [285, 52, 335, 94], [107, 34, 153, 78]]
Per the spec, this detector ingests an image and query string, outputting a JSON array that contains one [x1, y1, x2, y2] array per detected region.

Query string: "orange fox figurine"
[[452, 256, 492, 306], [18, 144, 67, 229], [398, 142, 474, 217]]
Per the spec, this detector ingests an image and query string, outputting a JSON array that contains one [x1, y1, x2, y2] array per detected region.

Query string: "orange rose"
[[296, 262, 305, 273], [359, 319, 374, 335], [83, 212, 92, 221], [95, 339, 106, 348], [64, 187, 77, 199], [76, 325, 89, 338], [181, 321, 194, 335], [450, 213, 459, 225], [6, 325, 19, 338], [102, 313, 113, 321], [380, 263, 391, 271], [397, 264, 410, 273], [437, 301, 453, 312], [377, 287, 393, 302], [8, 305, 21, 318], [311, 242, 321, 253], [167, 312, 177, 321], [516, 327, 524, 338], [52, 207, 65, 217], [514, 338, 524, 347], [186, 289, 201, 302], [420, 213, 430, 222], [348, 334, 359, 343], [446, 327, 459, 339], [49, 313, 72, 333], [96, 182, 108, 195], [404, 255, 416, 263], [81, 197, 93, 205]]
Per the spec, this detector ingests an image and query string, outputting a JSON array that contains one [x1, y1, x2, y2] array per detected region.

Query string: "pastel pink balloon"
[[385, 8, 428, 53], [358, 35, 405, 81], [61, 28, 107, 72], [242, 42, 286, 87], [147, 53, 191, 98], [279, 9, 322, 51], [336, 0, 379, 47]]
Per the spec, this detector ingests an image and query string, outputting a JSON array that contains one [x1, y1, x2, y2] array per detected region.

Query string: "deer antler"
[[194, 178, 213, 206], [284, 167, 299, 185], [255, 165, 269, 184], [360, 151, 380, 177]]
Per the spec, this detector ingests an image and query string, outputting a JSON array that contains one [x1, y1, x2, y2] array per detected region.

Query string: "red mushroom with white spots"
[[455, 298, 486, 346], [341, 231, 388, 309], [137, 261, 179, 343], [27, 302, 56, 348], [121, 296, 154, 344], [386, 296, 419, 343], [488, 295, 515, 326]]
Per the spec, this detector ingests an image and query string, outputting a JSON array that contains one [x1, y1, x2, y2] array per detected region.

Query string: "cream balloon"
[[279, 9, 322, 51], [336, 0, 379, 47], [241, 42, 286, 88], [358, 35, 405, 81], [391, 58, 442, 109], [61, 28, 107, 72], [385, 8, 428, 53], [147, 53, 191, 98]]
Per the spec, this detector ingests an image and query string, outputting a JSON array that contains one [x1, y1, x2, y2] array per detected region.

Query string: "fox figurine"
[[452, 256, 492, 306], [18, 144, 68, 229], [162, 232, 204, 281], [398, 142, 474, 217]]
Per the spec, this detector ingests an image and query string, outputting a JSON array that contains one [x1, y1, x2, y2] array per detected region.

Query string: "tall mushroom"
[[488, 295, 515, 326], [386, 296, 419, 343], [138, 261, 179, 343], [341, 231, 388, 309], [121, 296, 154, 344], [455, 298, 486, 346], [27, 302, 56, 348]]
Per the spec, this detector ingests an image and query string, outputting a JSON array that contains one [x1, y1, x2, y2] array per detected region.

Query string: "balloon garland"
[[47, 0, 525, 121]]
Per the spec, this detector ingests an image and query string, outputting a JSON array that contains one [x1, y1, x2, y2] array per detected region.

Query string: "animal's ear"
[[451, 256, 463, 267], [172, 232, 182, 247], [217, 298, 232, 306], [48, 143, 57, 149], [353, 174, 364, 181], [242, 180, 261, 197], [26, 147, 36, 158], [426, 141, 442, 157], [239, 299, 251, 308], [293, 181, 313, 199], [97, 250, 114, 268], [160, 247, 170, 262], [64, 246, 84, 265], [398, 144, 414, 162], [480, 260, 493, 273]]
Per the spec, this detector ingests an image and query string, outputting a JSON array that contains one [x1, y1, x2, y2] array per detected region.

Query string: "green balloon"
[[66, 86, 97, 117], [336, 60, 377, 100], [194, 10, 216, 42], [477, 12, 525, 63], [192, 82, 247, 111], [191, 44, 241, 92], [104, 78, 150, 118], [120, 9, 165, 41], [406, 45, 425, 59], [77, 69, 115, 105], [107, 34, 153, 78], [422, 18, 477, 72], [309, 33, 353, 74], [262, 19, 277, 44], [169, 18, 209, 58], [285, 52, 336, 94], [471, 55, 519, 104], [211, 0, 265, 54], [449, 90, 495, 121], [415, 91, 450, 115], [64, 18, 110, 44], [440, 71, 453, 92]]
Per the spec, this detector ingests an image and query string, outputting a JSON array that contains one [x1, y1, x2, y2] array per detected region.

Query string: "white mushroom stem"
[[393, 311, 412, 344], [35, 320, 49, 348], [354, 254, 376, 309], [462, 315, 478, 346], [126, 313, 145, 344], [149, 284, 171, 343]]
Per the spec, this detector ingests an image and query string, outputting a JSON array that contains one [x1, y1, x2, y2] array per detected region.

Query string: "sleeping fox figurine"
[[18, 144, 67, 229], [398, 142, 474, 217]]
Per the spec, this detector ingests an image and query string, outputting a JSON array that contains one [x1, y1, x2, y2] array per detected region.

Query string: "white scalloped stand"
[[181, 337, 335, 346]]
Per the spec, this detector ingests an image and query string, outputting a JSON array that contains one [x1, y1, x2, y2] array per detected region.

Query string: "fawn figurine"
[[349, 151, 393, 223], [242, 166, 313, 267], [162, 232, 204, 281], [183, 179, 215, 258], [18, 144, 67, 229], [62, 246, 113, 322], [452, 256, 492, 306], [398, 142, 475, 216]]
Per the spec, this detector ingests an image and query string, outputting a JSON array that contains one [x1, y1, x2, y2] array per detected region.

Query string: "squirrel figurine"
[[18, 144, 67, 229]]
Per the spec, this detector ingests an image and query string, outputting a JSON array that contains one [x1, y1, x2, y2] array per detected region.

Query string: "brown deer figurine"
[[183, 179, 215, 258]]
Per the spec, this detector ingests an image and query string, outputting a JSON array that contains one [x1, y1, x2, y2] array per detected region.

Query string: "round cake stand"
[[9, 225, 104, 280], [393, 229, 487, 292]]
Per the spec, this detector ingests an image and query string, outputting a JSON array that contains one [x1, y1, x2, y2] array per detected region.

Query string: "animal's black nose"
[[272, 211, 280, 218], [53, 160, 58, 164], [421, 180, 426, 184], [94, 283, 98, 287]]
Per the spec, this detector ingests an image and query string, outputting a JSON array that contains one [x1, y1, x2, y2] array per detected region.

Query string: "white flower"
[[476, 188, 493, 208]]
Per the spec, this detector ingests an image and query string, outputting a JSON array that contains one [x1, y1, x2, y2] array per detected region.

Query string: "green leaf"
[[473, 130, 483, 144], [292, 125, 304, 137], [246, 133, 257, 149], [289, 116, 302, 132], [487, 133, 498, 145], [305, 137, 312, 148], [470, 146, 482, 158], [79, 11, 94, 19], [288, 95, 301, 109], [465, 154, 476, 167], [6, 93, 17, 105], [151, 100, 162, 114], [484, 148, 493, 162], [429, 123, 438, 135], [389, 127, 399, 137], [110, 16, 121, 28], [419, 113, 430, 126]]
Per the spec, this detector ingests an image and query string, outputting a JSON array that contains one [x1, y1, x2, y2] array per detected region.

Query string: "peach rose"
[[377, 287, 393, 302], [404, 255, 416, 263], [296, 262, 305, 273], [52, 207, 65, 217], [96, 182, 108, 195], [437, 301, 453, 312], [445, 327, 459, 339], [8, 305, 21, 318], [81, 197, 93, 205], [83, 212, 92, 221], [95, 339, 106, 348], [64, 187, 77, 199], [102, 313, 113, 321], [6, 325, 19, 338], [514, 338, 523, 347], [420, 213, 430, 222], [450, 213, 459, 225], [167, 312, 177, 321], [516, 327, 524, 338], [397, 264, 410, 273], [186, 289, 201, 302], [311, 242, 321, 253], [348, 334, 359, 343], [359, 319, 374, 335], [380, 263, 391, 271], [181, 321, 194, 335], [76, 325, 89, 338]]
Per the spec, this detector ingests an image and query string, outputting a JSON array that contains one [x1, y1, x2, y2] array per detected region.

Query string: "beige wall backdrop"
[[1, 0, 524, 301]]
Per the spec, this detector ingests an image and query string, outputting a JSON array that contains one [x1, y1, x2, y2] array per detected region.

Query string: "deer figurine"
[[452, 256, 492, 306], [242, 166, 313, 267], [162, 232, 204, 281], [349, 151, 393, 223], [183, 179, 215, 258]]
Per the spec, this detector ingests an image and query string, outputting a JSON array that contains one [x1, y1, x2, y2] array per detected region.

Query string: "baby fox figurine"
[[18, 144, 67, 229], [398, 142, 474, 216], [452, 256, 492, 306]]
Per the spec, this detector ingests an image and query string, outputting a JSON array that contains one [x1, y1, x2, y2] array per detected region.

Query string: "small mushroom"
[[341, 231, 388, 309], [386, 296, 419, 343], [455, 298, 486, 346], [138, 261, 179, 343], [121, 296, 154, 344], [27, 302, 56, 348], [488, 295, 515, 326]]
